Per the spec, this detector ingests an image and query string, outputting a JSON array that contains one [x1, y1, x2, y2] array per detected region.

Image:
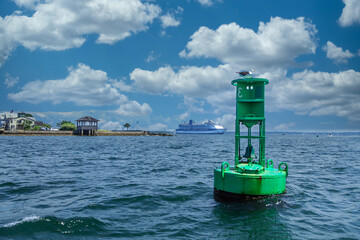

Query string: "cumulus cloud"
[[179, 17, 317, 70], [8, 63, 152, 116], [0, 28, 16, 67], [145, 50, 160, 63], [101, 121, 123, 130], [160, 13, 180, 28], [130, 64, 234, 97], [130, 64, 239, 115], [179, 111, 190, 121], [179, 97, 206, 113], [115, 101, 152, 116], [12, 0, 41, 9], [147, 122, 168, 131], [274, 122, 295, 131], [196, 0, 220, 7], [112, 79, 132, 92], [8, 63, 121, 105], [215, 113, 235, 132], [338, 0, 360, 27], [322, 41, 355, 63], [129, 16, 359, 124], [271, 69, 360, 122], [29, 110, 95, 125], [0, 0, 164, 66], [4, 74, 19, 88]]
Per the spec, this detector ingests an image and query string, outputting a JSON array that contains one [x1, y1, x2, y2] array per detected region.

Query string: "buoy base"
[[214, 188, 270, 202], [213, 163, 287, 201]]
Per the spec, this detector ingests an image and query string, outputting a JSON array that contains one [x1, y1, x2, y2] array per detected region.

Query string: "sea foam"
[[4, 215, 40, 228]]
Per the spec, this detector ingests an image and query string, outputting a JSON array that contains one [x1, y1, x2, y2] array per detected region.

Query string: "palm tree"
[[123, 123, 131, 131]]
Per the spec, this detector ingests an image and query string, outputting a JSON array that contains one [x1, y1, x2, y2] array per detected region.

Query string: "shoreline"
[[0, 130, 173, 136]]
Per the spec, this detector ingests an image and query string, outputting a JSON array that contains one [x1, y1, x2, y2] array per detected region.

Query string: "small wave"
[[0, 182, 17, 187], [83, 203, 115, 210], [5, 185, 45, 194], [1, 215, 107, 237], [4, 215, 40, 228], [46, 179, 76, 185], [168, 145, 183, 149]]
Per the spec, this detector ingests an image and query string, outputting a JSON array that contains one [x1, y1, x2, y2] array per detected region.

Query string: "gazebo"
[[75, 116, 99, 136]]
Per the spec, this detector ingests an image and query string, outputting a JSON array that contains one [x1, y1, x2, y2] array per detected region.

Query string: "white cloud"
[[8, 63, 152, 116], [0, 0, 162, 65], [0, 26, 16, 67], [112, 79, 132, 92], [271, 69, 360, 122], [338, 0, 360, 27], [145, 50, 160, 63], [322, 41, 355, 63], [4, 74, 19, 88], [115, 101, 152, 117], [180, 17, 317, 70], [8, 63, 122, 105], [274, 122, 295, 131], [179, 111, 190, 121], [160, 13, 180, 28], [147, 122, 168, 131], [180, 96, 206, 113], [130, 64, 234, 97], [29, 110, 94, 125], [130, 64, 241, 115], [28, 110, 150, 128], [130, 16, 359, 124], [101, 121, 123, 130], [215, 113, 235, 132], [12, 0, 41, 9], [196, 0, 219, 7]]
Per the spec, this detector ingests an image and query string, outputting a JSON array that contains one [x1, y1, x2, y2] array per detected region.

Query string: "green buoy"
[[214, 74, 288, 201]]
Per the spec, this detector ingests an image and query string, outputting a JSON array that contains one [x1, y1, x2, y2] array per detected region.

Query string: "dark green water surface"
[[0, 134, 359, 239]]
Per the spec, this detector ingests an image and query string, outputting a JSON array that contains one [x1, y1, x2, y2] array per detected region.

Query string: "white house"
[[0, 112, 17, 128], [2, 112, 36, 131]]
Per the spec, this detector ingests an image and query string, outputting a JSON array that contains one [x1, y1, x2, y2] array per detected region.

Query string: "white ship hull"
[[176, 120, 226, 134], [176, 129, 226, 134]]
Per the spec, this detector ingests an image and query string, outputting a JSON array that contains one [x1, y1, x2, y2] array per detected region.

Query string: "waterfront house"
[[2, 112, 36, 131], [0, 112, 17, 128]]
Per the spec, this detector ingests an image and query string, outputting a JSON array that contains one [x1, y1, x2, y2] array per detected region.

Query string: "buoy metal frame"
[[214, 77, 288, 201]]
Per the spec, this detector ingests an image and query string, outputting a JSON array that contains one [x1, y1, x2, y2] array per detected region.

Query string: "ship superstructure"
[[176, 120, 226, 134]]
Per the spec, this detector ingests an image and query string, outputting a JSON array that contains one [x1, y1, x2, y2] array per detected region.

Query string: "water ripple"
[[0, 134, 359, 239]]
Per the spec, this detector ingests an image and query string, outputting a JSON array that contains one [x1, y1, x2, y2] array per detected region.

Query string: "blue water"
[[0, 134, 359, 239]]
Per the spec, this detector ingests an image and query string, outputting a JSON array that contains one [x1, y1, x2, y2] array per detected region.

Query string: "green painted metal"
[[214, 77, 288, 200]]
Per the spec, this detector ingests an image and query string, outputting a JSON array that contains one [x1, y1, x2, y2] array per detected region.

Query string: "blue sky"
[[0, 0, 359, 131]]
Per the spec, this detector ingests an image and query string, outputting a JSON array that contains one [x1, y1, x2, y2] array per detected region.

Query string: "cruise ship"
[[176, 120, 226, 134]]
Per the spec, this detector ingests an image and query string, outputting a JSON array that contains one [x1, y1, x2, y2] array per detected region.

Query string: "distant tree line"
[[24, 121, 52, 131], [57, 121, 76, 131]]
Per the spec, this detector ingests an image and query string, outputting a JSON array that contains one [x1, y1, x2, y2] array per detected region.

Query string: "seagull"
[[236, 69, 255, 78]]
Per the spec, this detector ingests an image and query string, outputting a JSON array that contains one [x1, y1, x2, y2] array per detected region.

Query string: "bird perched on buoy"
[[236, 70, 255, 78]]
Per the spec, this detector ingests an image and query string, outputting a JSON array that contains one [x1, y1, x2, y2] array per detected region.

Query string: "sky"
[[0, 0, 359, 132]]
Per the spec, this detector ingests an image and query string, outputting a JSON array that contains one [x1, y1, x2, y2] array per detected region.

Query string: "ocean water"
[[0, 134, 359, 239]]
